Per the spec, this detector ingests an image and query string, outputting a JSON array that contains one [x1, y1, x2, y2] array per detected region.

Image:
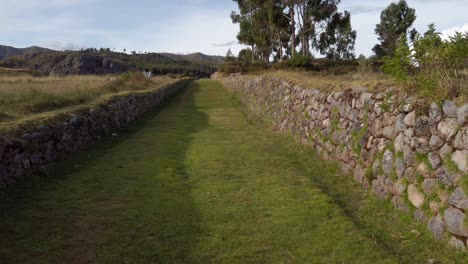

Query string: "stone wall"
[[218, 76, 468, 249], [0, 79, 190, 189]]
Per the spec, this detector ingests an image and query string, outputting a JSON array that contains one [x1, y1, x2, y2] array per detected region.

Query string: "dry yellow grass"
[[0, 73, 176, 125], [259, 69, 399, 93]]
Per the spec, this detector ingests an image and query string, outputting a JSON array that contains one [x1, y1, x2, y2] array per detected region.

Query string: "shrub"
[[382, 24, 468, 99], [288, 54, 312, 68]]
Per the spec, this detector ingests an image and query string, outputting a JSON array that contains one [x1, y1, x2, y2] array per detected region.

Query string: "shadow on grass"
[[0, 81, 209, 263]]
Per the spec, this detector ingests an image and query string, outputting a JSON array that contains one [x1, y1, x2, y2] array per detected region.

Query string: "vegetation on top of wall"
[[382, 24, 468, 100]]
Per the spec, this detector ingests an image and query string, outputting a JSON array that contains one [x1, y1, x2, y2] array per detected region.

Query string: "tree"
[[382, 34, 412, 82], [232, 0, 287, 63], [316, 10, 356, 60], [231, 0, 355, 62], [373, 0, 416, 58], [238, 48, 254, 65], [226, 48, 235, 61]]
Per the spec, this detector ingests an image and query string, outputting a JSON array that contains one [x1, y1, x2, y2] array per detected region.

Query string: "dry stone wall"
[[0, 79, 190, 189], [219, 76, 468, 249]]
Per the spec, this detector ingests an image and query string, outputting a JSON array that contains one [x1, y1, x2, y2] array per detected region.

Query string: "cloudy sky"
[[0, 0, 466, 57]]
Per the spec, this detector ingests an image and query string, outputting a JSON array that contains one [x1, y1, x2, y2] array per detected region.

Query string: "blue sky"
[[0, 0, 467, 56]]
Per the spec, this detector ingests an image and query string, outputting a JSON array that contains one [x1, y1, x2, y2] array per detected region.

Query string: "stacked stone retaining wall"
[[0, 79, 190, 189]]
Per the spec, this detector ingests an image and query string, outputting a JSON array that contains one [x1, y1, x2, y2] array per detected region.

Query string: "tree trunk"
[[251, 45, 254, 63], [290, 5, 296, 57]]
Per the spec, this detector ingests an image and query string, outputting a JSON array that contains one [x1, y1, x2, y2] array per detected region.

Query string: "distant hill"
[[0, 47, 219, 77], [160, 52, 225, 65], [0, 45, 54, 59]]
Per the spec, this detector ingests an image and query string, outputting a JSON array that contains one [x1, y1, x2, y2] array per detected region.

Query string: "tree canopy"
[[372, 0, 416, 58], [231, 0, 357, 62]]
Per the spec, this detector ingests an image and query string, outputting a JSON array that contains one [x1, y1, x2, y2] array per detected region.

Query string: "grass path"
[[0, 80, 465, 263]]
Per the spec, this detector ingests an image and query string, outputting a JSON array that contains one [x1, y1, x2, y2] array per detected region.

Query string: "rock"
[[427, 215, 445, 241], [451, 150, 467, 173], [404, 167, 417, 182], [429, 135, 444, 150], [403, 147, 416, 166], [0, 143, 4, 158], [414, 209, 427, 222], [382, 113, 396, 127], [439, 144, 453, 159], [13, 154, 24, 164], [383, 126, 396, 139], [358, 93, 373, 109], [438, 190, 450, 203], [429, 102, 442, 122], [442, 100, 458, 117], [417, 162, 430, 178], [436, 166, 461, 187], [375, 138, 388, 152], [22, 159, 30, 170], [414, 116, 434, 137], [462, 127, 468, 149], [393, 179, 406, 195], [415, 137, 430, 154], [395, 114, 406, 132], [437, 118, 459, 139], [394, 133, 404, 153], [422, 178, 438, 194], [69, 116, 83, 128], [448, 187, 468, 210], [408, 184, 425, 208], [449, 236, 466, 250], [354, 166, 367, 186], [381, 150, 394, 176], [454, 131, 464, 149], [403, 111, 416, 126], [0, 164, 8, 179], [429, 201, 441, 214], [395, 157, 405, 178], [453, 126, 468, 149], [428, 152, 441, 169], [372, 178, 389, 199], [404, 127, 414, 137], [371, 118, 383, 137], [444, 208, 468, 237], [392, 196, 409, 213], [457, 104, 468, 125]]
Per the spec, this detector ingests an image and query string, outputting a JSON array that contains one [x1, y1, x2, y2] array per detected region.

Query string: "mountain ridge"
[[0, 45, 224, 65], [0, 45, 54, 59]]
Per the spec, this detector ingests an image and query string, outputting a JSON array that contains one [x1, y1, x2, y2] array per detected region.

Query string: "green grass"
[[0, 80, 465, 263]]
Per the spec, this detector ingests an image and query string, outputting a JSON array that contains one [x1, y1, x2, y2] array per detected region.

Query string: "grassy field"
[[0, 73, 176, 123], [0, 80, 465, 263]]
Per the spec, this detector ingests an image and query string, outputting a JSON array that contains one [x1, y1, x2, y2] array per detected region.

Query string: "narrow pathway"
[[0, 80, 463, 263]]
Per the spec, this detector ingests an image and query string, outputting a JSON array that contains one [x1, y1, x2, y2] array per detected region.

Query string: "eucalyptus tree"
[[373, 0, 416, 58]]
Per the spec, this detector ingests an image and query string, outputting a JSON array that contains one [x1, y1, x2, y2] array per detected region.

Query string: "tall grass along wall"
[[217, 75, 468, 250], [0, 79, 190, 190]]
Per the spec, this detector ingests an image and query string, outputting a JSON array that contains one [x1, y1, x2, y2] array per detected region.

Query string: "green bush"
[[382, 24, 468, 98], [288, 54, 312, 68]]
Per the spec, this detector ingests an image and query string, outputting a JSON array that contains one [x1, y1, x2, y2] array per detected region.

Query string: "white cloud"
[[41, 40, 86, 51], [441, 24, 468, 40], [212, 41, 237, 47]]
